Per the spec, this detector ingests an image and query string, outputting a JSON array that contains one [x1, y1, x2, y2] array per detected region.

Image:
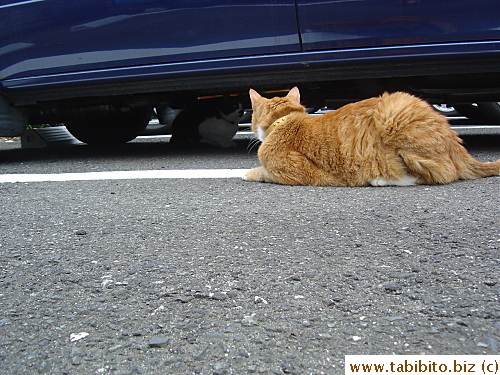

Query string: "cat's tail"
[[456, 153, 500, 180], [447, 132, 500, 180], [399, 134, 500, 184]]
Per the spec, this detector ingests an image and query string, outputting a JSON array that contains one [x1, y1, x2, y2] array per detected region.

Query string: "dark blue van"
[[1, 0, 499, 144]]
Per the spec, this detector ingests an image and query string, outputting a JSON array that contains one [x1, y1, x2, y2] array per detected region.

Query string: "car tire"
[[452, 104, 482, 121], [432, 104, 460, 117], [476, 102, 500, 123], [453, 103, 500, 124], [65, 108, 152, 145]]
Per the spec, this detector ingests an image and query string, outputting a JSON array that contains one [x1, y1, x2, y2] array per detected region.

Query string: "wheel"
[[453, 103, 500, 124], [65, 108, 152, 145], [141, 107, 181, 135], [476, 102, 500, 123], [432, 104, 460, 117]]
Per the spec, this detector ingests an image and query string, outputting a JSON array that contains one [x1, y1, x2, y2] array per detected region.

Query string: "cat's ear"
[[249, 89, 263, 108], [286, 86, 300, 103]]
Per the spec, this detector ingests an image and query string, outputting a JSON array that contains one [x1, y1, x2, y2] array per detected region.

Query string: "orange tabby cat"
[[244, 87, 500, 186]]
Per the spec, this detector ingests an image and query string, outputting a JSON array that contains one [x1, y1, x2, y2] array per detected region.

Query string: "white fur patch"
[[198, 117, 238, 148], [257, 126, 266, 142], [370, 175, 417, 187], [220, 104, 243, 124]]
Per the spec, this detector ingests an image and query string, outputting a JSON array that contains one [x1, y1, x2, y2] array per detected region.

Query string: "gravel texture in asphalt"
[[0, 132, 498, 374]]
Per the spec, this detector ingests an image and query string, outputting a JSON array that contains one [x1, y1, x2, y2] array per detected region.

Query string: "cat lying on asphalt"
[[244, 87, 499, 186], [170, 96, 244, 148]]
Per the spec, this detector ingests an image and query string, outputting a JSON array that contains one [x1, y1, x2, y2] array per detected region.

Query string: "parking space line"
[[0, 169, 251, 183], [451, 125, 500, 130]]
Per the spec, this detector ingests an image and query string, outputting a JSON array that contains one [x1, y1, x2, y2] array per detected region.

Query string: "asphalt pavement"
[[0, 125, 498, 374]]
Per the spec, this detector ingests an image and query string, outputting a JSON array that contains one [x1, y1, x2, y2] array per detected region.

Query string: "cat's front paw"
[[370, 175, 417, 187], [370, 178, 388, 187], [243, 167, 265, 182]]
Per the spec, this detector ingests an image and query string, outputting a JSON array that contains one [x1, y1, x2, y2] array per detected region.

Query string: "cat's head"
[[249, 87, 305, 141], [219, 96, 244, 124]]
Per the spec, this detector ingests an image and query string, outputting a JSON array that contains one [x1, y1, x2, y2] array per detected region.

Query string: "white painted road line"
[[0, 169, 251, 183], [451, 125, 500, 130]]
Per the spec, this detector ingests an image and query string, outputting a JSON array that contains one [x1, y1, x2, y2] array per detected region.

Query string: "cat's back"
[[319, 96, 380, 125], [273, 92, 440, 147], [324, 92, 423, 119], [320, 92, 441, 132], [309, 96, 380, 139]]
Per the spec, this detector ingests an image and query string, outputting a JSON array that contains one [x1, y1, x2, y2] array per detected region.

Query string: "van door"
[[0, 0, 300, 81], [297, 0, 499, 51]]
